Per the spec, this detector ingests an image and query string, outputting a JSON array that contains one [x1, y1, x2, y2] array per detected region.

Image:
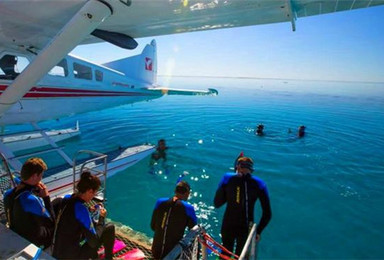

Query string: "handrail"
[[0, 152, 16, 224], [239, 223, 258, 260], [72, 150, 108, 202], [161, 223, 259, 260], [0, 152, 16, 188], [163, 225, 203, 260]]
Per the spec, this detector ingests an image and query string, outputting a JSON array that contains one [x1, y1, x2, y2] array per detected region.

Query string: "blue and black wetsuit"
[[52, 195, 114, 260], [214, 173, 272, 256], [151, 197, 197, 259], [3, 184, 55, 249]]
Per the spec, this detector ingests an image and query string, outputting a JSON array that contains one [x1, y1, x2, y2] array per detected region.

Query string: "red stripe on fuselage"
[[0, 84, 157, 97], [24, 92, 148, 98]]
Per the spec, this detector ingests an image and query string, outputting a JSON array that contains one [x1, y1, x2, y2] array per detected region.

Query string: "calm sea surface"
[[11, 77, 384, 259]]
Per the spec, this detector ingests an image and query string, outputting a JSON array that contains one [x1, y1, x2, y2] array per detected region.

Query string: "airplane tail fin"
[[103, 40, 157, 85]]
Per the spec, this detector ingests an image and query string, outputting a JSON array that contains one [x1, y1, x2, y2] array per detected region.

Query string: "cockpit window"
[[0, 54, 29, 80], [49, 59, 68, 77], [73, 62, 92, 80]]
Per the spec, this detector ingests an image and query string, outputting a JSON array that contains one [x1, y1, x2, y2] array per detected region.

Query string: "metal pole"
[[103, 155, 107, 205], [250, 235, 258, 259], [239, 224, 257, 260]]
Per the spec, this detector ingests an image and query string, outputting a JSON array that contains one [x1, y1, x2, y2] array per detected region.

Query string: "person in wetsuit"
[[255, 124, 264, 136], [149, 139, 170, 175], [3, 157, 55, 249], [214, 156, 272, 257], [298, 125, 306, 138], [151, 139, 168, 161], [52, 171, 115, 260], [151, 181, 197, 259]]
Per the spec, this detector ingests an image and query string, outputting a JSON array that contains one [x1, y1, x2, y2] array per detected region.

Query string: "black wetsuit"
[[3, 184, 55, 249], [152, 147, 168, 161], [151, 197, 197, 259], [214, 172, 272, 256], [52, 194, 114, 260]]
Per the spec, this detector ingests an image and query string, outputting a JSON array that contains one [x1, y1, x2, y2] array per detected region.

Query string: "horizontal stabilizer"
[[91, 29, 138, 50], [146, 87, 218, 96]]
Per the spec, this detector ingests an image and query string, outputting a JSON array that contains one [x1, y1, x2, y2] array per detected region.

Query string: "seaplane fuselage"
[[0, 43, 162, 126]]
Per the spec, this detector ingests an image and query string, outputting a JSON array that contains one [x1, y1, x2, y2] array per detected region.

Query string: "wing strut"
[[0, 0, 113, 117], [286, 0, 297, 31]]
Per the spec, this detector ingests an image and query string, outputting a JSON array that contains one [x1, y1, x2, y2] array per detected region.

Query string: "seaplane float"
[[0, 0, 383, 259], [1, 121, 80, 153]]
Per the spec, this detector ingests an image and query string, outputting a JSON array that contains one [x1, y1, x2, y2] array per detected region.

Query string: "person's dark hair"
[[20, 157, 47, 181], [175, 181, 191, 195], [77, 171, 101, 193]]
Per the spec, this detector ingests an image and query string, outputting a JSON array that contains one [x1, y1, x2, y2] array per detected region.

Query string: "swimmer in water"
[[151, 139, 168, 161], [149, 139, 169, 175], [298, 125, 306, 138], [255, 124, 264, 136]]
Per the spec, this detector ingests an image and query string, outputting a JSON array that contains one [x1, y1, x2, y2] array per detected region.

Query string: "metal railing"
[[0, 152, 16, 224], [239, 223, 258, 260], [163, 223, 258, 260], [72, 150, 108, 202], [163, 225, 204, 260]]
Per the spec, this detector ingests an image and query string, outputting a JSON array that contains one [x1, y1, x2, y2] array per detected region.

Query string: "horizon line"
[[158, 75, 384, 85]]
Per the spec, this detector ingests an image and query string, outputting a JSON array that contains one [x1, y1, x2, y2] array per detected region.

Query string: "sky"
[[72, 5, 384, 83]]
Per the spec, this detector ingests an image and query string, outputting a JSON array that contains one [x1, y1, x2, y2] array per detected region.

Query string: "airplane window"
[[49, 59, 68, 77], [73, 62, 92, 80], [0, 54, 29, 80], [95, 70, 103, 82], [15, 56, 29, 72]]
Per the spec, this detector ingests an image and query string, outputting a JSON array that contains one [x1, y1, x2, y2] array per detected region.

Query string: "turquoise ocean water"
[[9, 77, 384, 258]]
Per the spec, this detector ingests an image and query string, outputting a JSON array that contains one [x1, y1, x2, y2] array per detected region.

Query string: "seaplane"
[[0, 0, 383, 259]]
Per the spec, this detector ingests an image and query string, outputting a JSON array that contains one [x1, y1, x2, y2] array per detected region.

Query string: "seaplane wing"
[[1, 0, 384, 51], [83, 0, 384, 41]]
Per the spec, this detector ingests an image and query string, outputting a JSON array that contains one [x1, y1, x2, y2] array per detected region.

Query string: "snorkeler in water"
[[151, 139, 168, 161], [149, 139, 170, 175], [255, 124, 264, 136], [298, 125, 306, 138]]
